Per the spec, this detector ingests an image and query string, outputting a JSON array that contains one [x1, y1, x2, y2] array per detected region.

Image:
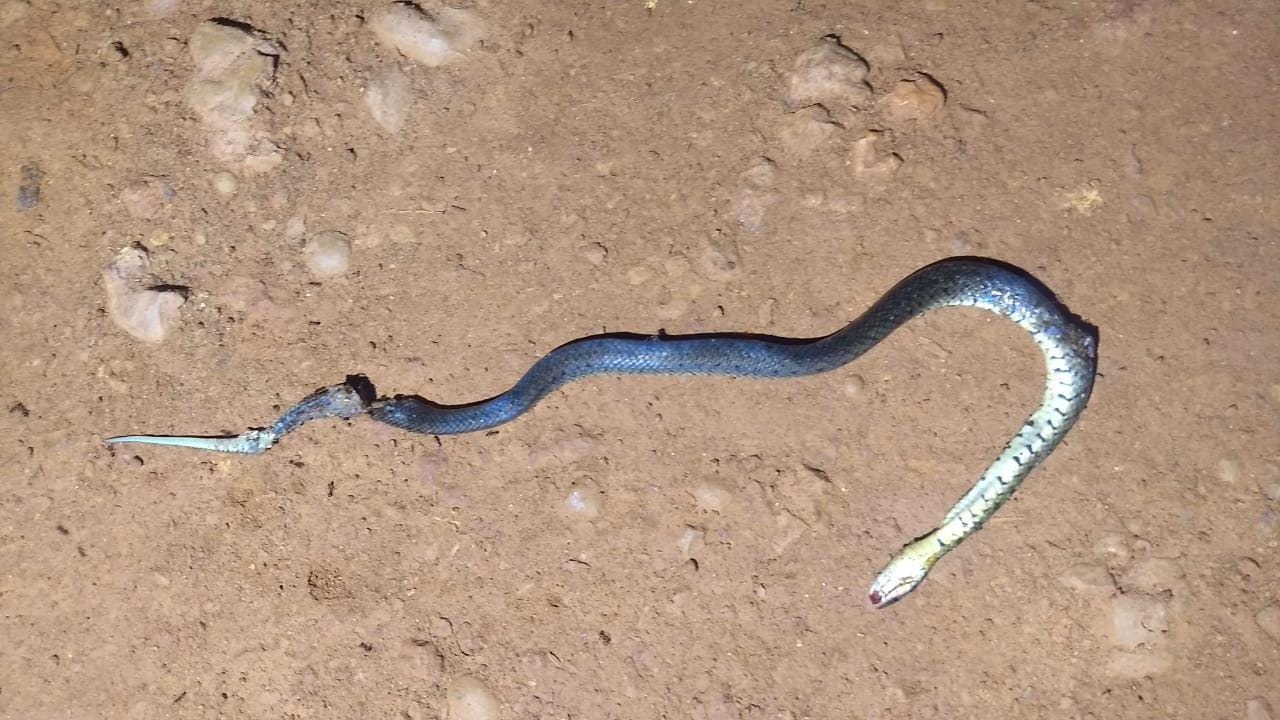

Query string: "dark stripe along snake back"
[[106, 257, 1098, 607]]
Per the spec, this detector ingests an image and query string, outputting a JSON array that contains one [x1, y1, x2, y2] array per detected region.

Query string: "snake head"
[[867, 533, 944, 608]]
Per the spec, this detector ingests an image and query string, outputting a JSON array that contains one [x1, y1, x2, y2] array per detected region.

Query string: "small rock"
[[779, 105, 839, 156], [211, 171, 239, 194], [842, 374, 866, 398], [17, 162, 42, 210], [1110, 594, 1169, 649], [241, 140, 284, 174], [877, 75, 946, 125], [102, 245, 186, 343], [1256, 604, 1280, 642], [284, 214, 306, 240], [1217, 458, 1243, 485], [1119, 558, 1183, 595], [445, 675, 500, 720], [119, 177, 175, 219], [365, 65, 412, 133], [370, 4, 486, 68], [562, 483, 603, 520], [581, 243, 607, 266], [693, 481, 731, 512], [304, 231, 352, 278], [1057, 563, 1116, 594], [733, 157, 779, 232], [784, 35, 871, 112], [677, 526, 705, 560], [187, 21, 277, 126], [851, 132, 901, 182], [625, 266, 652, 285], [1247, 698, 1275, 720]]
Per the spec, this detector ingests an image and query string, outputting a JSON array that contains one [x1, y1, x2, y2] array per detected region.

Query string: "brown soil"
[[2, 1, 1277, 718]]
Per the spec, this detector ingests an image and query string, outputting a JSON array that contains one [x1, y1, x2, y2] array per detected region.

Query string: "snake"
[[106, 257, 1097, 607]]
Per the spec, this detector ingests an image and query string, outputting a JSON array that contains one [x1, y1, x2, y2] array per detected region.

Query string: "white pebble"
[[693, 481, 731, 512], [1256, 604, 1280, 642], [445, 675, 499, 720], [365, 66, 411, 133], [102, 246, 185, 343], [304, 231, 352, 278], [211, 171, 238, 194], [562, 484, 602, 521], [841, 374, 866, 398], [370, 4, 485, 68]]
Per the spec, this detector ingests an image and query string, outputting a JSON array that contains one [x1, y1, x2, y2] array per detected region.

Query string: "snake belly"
[[369, 257, 1097, 605]]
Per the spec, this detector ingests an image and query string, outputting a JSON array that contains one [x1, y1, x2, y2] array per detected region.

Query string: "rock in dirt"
[[445, 675, 500, 720], [102, 245, 186, 343], [119, 177, 175, 219], [1110, 594, 1169, 649], [211, 170, 238, 194], [364, 65, 412, 133], [785, 36, 871, 112], [877, 75, 946, 125], [186, 20, 279, 158], [369, 3, 486, 68], [779, 105, 839, 156], [304, 231, 353, 278], [851, 132, 902, 183], [17, 162, 42, 210], [733, 157, 779, 232]]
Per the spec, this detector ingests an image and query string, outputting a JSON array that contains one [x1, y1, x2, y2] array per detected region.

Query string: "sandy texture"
[[2, 1, 1277, 718]]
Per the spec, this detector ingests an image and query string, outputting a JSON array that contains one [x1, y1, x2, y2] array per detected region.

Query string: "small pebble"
[[1218, 458, 1243, 485], [677, 526, 705, 560], [1256, 605, 1280, 642], [304, 231, 352, 278], [102, 245, 186, 343], [211, 171, 238, 194], [445, 675, 500, 720], [1248, 698, 1275, 720], [364, 65, 412, 133], [119, 177, 175, 219], [186, 20, 279, 158], [17, 162, 42, 210], [842, 375, 866, 398], [580, 243, 607, 266], [877, 75, 946, 125], [851, 132, 902, 183], [1110, 594, 1169, 649], [370, 4, 485, 68], [784, 36, 871, 111], [693, 481, 731, 512], [562, 483, 602, 520]]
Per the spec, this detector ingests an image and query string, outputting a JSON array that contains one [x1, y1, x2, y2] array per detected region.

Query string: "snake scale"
[[107, 257, 1097, 607]]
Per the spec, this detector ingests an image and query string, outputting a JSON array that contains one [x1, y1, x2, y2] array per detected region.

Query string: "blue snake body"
[[107, 257, 1097, 606]]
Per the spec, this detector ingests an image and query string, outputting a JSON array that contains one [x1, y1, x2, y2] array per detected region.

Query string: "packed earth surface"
[[2, 1, 1278, 718]]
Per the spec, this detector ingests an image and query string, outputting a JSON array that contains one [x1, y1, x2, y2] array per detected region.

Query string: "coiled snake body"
[[107, 257, 1097, 607]]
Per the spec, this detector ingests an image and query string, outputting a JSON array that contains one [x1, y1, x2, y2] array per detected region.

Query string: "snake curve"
[[106, 257, 1098, 607]]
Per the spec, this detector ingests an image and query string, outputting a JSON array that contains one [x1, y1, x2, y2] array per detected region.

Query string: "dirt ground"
[[2, 1, 1278, 718]]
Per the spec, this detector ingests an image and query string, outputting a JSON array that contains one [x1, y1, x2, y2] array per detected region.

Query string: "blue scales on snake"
[[106, 257, 1097, 607]]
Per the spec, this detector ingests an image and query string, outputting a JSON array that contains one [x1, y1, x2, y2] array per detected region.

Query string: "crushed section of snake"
[[104, 257, 1097, 607]]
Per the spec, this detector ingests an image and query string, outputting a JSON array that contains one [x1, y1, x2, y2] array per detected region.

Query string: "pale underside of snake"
[[106, 257, 1098, 608]]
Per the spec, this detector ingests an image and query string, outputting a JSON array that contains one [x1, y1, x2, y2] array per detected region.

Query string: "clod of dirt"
[[102, 246, 186, 343], [732, 157, 779, 232], [364, 65, 412, 133], [369, 3, 486, 68], [304, 231, 353, 278], [778, 104, 839, 156], [784, 36, 871, 112], [445, 675, 500, 720], [850, 132, 902, 182], [877, 75, 946, 125], [186, 20, 279, 158], [119, 177, 175, 219]]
